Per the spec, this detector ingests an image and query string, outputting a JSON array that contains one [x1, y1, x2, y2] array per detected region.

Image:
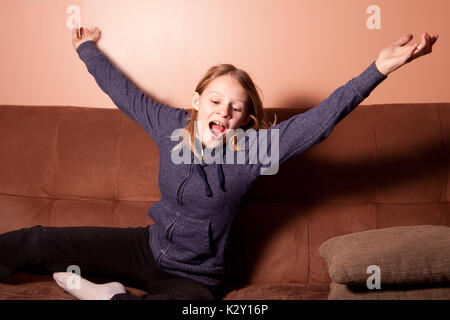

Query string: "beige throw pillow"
[[319, 225, 450, 285]]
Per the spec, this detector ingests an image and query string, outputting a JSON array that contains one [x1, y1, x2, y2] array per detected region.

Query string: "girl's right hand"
[[72, 26, 102, 50]]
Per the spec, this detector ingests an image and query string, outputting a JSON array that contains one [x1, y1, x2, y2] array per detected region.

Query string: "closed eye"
[[212, 100, 241, 111]]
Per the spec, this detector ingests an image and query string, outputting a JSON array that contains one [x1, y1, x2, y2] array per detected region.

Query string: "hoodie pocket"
[[166, 214, 212, 264]]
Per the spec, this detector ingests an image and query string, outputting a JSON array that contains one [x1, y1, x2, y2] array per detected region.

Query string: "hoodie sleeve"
[[76, 40, 188, 144], [248, 61, 387, 177]]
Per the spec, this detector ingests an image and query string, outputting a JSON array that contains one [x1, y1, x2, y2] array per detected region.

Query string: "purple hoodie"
[[76, 40, 386, 288]]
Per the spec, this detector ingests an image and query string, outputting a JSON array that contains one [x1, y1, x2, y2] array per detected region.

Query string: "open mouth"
[[208, 121, 226, 138]]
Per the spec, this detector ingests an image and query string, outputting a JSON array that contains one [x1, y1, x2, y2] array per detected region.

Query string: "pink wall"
[[1, 0, 448, 110]]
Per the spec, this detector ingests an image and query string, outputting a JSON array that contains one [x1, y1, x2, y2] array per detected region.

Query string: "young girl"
[[0, 27, 437, 300]]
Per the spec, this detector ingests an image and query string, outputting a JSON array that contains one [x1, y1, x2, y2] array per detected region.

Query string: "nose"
[[217, 104, 232, 119]]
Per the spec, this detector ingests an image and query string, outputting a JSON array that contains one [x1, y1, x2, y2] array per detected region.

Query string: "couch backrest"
[[1, 103, 449, 286]]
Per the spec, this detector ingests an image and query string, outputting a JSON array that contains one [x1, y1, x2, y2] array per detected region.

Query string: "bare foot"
[[53, 272, 126, 300]]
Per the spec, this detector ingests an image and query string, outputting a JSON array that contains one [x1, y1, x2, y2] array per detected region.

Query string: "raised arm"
[[249, 32, 439, 177], [72, 26, 187, 144]]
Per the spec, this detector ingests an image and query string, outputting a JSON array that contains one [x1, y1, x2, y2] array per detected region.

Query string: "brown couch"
[[1, 102, 449, 300]]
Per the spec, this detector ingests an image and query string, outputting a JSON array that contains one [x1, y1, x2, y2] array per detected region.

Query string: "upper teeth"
[[212, 121, 224, 127]]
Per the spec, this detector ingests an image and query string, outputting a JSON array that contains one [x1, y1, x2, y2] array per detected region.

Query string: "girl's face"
[[192, 74, 251, 149]]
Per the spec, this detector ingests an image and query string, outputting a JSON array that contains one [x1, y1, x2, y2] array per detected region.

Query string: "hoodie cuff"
[[350, 60, 388, 99], [76, 40, 102, 62]]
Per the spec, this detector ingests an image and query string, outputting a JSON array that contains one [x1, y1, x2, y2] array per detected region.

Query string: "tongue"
[[211, 124, 225, 133]]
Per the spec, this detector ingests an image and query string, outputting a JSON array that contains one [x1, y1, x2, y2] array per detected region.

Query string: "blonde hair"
[[171, 63, 276, 160]]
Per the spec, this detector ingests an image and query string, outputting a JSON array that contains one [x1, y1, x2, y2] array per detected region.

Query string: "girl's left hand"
[[375, 32, 439, 76]]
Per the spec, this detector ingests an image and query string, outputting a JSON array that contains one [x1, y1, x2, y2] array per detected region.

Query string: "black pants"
[[0, 225, 223, 300]]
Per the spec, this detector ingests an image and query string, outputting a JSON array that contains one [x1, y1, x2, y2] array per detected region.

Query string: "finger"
[[422, 33, 433, 54], [417, 33, 438, 55], [72, 27, 80, 40], [431, 35, 439, 46], [413, 34, 427, 55], [424, 33, 430, 48], [405, 43, 418, 63], [426, 33, 432, 53], [85, 28, 90, 35], [393, 34, 413, 46], [428, 34, 437, 49], [411, 42, 426, 58], [411, 33, 434, 58]]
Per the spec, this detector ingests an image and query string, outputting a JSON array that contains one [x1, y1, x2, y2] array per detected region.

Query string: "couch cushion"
[[223, 283, 330, 300], [319, 225, 450, 285], [0, 274, 329, 300]]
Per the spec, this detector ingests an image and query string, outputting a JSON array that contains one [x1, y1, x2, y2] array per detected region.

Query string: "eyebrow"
[[208, 91, 245, 103]]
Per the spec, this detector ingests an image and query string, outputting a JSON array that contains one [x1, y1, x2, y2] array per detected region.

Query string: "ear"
[[192, 92, 200, 111]]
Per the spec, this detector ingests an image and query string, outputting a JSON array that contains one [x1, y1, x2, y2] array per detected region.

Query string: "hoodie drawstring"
[[217, 163, 226, 192], [195, 163, 226, 197]]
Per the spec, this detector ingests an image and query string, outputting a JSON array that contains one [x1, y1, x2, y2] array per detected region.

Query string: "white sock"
[[53, 272, 126, 300]]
